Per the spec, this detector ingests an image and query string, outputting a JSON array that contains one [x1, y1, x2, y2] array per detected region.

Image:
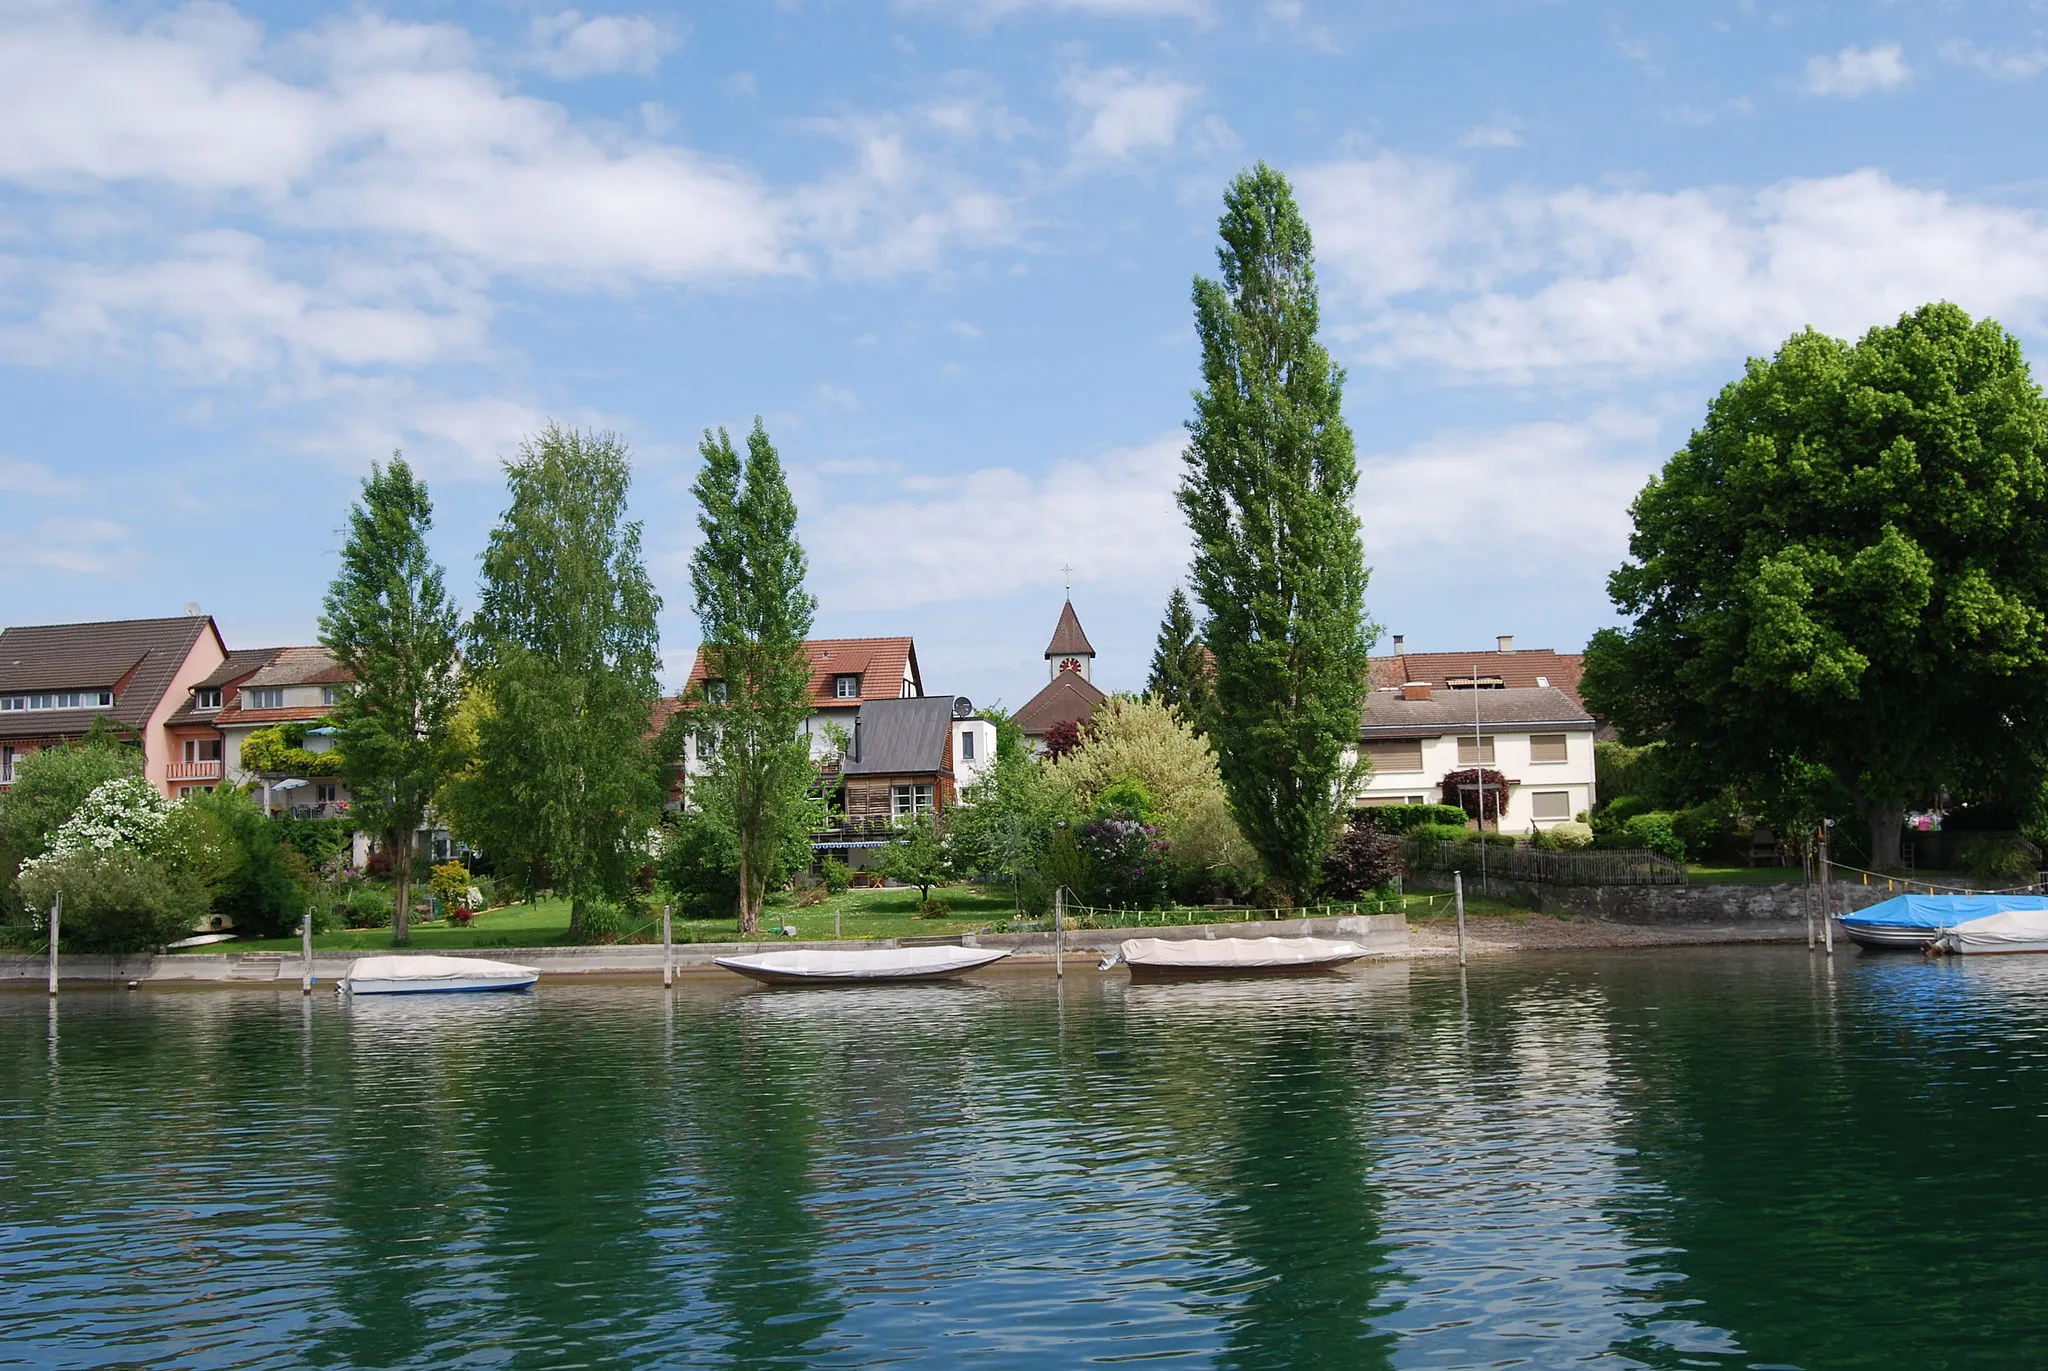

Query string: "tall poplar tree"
[[469, 425, 666, 938], [320, 454, 461, 943], [1179, 164, 1374, 902], [688, 420, 817, 938], [1145, 586, 1214, 729]]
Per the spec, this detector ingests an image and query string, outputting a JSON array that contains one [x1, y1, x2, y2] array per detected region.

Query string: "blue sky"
[[5, 0, 2048, 710]]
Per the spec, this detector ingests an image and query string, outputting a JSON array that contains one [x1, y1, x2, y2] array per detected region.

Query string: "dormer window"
[[320, 685, 340, 706], [246, 687, 284, 710], [834, 674, 860, 700], [196, 688, 222, 710], [702, 679, 728, 704], [0, 691, 114, 712]]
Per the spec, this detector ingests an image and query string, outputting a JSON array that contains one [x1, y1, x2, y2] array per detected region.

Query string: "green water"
[[4, 948, 2048, 1369]]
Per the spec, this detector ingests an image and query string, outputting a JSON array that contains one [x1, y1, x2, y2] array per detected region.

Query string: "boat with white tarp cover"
[[713, 946, 1011, 985], [1933, 909, 2048, 955], [1106, 936, 1368, 979], [340, 955, 540, 995], [1836, 894, 2048, 951]]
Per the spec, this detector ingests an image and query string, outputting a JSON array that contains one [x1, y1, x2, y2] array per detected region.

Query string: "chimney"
[[851, 715, 863, 764], [1391, 634, 1405, 654], [1401, 681, 1432, 701], [1496, 634, 1515, 654]]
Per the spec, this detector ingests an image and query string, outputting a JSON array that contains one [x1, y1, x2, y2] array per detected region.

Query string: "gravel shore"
[[1406, 915, 1808, 954]]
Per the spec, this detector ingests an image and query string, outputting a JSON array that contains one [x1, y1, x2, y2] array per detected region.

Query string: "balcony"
[[167, 760, 224, 782]]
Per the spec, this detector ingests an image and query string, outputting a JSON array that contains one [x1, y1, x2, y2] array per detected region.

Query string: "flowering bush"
[[34, 776, 170, 861], [16, 778, 212, 951], [1077, 810, 1170, 909], [1439, 768, 1515, 826]]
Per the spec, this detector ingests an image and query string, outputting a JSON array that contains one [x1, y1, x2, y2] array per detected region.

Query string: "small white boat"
[[714, 945, 1010, 985], [341, 954, 540, 995], [1109, 936, 1368, 980], [1934, 909, 2048, 955]]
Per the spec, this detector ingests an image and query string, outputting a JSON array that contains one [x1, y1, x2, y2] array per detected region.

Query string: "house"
[[817, 695, 996, 869], [161, 647, 274, 798], [0, 614, 227, 797], [1354, 681, 1597, 830], [1370, 635, 1588, 710], [208, 646, 355, 816], [1013, 600, 1108, 753], [677, 636, 924, 774]]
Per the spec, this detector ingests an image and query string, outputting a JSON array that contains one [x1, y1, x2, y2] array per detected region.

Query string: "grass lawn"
[[1687, 865, 1807, 884]]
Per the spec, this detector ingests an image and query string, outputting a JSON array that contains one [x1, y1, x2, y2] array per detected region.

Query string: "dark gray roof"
[[843, 696, 955, 776], [1044, 600, 1096, 658], [0, 615, 219, 740], [166, 647, 280, 725], [1360, 686, 1593, 739]]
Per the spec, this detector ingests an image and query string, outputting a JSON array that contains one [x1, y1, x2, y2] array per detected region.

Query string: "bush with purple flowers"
[[1076, 808, 1171, 909]]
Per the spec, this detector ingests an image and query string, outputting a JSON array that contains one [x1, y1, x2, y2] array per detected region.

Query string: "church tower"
[[1044, 599, 1096, 683]]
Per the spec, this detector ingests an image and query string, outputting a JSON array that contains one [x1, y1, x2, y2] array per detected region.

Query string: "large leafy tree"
[[469, 425, 667, 938], [1582, 304, 2048, 869], [320, 453, 462, 943], [687, 420, 818, 937], [1178, 163, 1374, 902], [1145, 586, 1214, 729]]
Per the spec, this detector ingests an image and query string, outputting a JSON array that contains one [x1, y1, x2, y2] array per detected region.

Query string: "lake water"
[[5, 948, 2048, 1369]]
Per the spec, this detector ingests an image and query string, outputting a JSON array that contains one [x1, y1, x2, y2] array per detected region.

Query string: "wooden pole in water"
[[1453, 871, 1467, 967], [1803, 845, 1816, 950], [46, 892, 60, 997], [661, 904, 674, 989], [1054, 886, 1065, 979], [1820, 822, 1835, 956], [301, 908, 314, 994]]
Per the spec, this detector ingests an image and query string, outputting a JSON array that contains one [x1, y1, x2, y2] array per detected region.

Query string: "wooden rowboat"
[[714, 946, 1011, 985], [1110, 936, 1368, 980]]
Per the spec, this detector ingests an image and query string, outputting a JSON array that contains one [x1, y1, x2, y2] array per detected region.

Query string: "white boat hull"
[[342, 955, 540, 995], [715, 946, 1010, 984]]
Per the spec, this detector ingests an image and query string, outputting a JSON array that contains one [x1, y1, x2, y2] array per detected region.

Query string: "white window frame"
[[246, 687, 285, 710], [834, 674, 860, 699], [196, 687, 222, 710], [961, 729, 975, 761], [891, 783, 934, 819]]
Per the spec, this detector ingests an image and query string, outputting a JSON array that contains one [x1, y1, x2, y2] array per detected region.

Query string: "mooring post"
[[46, 892, 60, 997], [1803, 847, 1816, 950], [1820, 822, 1835, 957], [301, 908, 314, 995], [662, 904, 673, 989], [1054, 886, 1065, 979], [1453, 871, 1467, 968]]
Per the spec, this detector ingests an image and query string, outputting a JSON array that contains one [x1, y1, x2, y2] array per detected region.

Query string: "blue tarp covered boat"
[[1838, 893, 2048, 951]]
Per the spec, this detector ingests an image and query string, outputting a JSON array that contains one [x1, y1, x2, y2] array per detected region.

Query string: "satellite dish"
[[953, 696, 973, 719], [184, 602, 203, 617]]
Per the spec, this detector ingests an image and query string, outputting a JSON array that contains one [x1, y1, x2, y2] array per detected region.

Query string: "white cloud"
[[804, 432, 1186, 608], [1459, 122, 1522, 149], [1941, 40, 2048, 80], [903, 0, 1213, 19], [1297, 155, 2048, 381], [525, 11, 678, 80], [1061, 67, 1202, 164], [0, 517, 141, 577], [814, 382, 861, 410], [1802, 43, 1911, 97], [0, 455, 86, 497]]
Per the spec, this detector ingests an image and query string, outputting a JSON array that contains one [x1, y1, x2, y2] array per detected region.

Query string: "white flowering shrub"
[[17, 777, 207, 951], [37, 776, 171, 860]]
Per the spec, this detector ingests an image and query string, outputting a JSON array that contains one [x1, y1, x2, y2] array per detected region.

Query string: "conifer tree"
[[1145, 586, 1213, 729], [320, 454, 461, 943], [468, 425, 666, 939], [1179, 164, 1374, 902], [688, 420, 818, 937]]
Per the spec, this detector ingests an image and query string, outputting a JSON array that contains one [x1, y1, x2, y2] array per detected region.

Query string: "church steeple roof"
[[1044, 599, 1095, 659]]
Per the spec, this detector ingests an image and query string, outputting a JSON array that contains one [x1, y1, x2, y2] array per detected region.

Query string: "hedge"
[[1357, 803, 1472, 834]]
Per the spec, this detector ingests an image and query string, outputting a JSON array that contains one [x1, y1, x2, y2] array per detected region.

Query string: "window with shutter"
[[1456, 735, 1495, 765], [1532, 791, 1572, 820], [1363, 739, 1423, 772], [1530, 733, 1568, 763]]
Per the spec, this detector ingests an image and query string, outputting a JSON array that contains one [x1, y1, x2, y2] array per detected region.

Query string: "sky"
[[5, 0, 2048, 711]]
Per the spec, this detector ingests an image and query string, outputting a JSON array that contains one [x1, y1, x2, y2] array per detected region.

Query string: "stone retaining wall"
[[1408, 874, 1914, 924], [0, 913, 1407, 986]]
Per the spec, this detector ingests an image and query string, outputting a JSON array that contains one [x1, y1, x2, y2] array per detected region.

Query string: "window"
[[1363, 739, 1423, 772], [1529, 733, 1568, 764], [320, 685, 340, 705], [697, 731, 718, 760], [0, 691, 114, 712], [702, 678, 728, 703], [246, 687, 284, 710], [182, 739, 222, 763], [961, 729, 975, 761], [1359, 794, 1429, 808], [834, 674, 860, 699], [196, 687, 222, 710], [1445, 676, 1505, 690], [1, 746, 12, 784], [900, 679, 914, 699], [1456, 735, 1496, 765], [1532, 791, 1573, 821], [315, 784, 338, 804], [891, 783, 934, 818]]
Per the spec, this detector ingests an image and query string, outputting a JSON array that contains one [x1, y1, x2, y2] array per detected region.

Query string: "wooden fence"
[[1401, 838, 1688, 887]]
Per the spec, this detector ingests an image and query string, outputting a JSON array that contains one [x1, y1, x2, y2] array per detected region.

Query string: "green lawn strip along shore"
[[189, 883, 1433, 952]]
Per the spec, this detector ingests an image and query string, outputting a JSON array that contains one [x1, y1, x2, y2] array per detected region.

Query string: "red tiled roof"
[[214, 705, 339, 728], [679, 637, 921, 710], [1369, 648, 1587, 709], [0, 615, 220, 741], [1044, 601, 1095, 659], [1013, 671, 1107, 737]]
